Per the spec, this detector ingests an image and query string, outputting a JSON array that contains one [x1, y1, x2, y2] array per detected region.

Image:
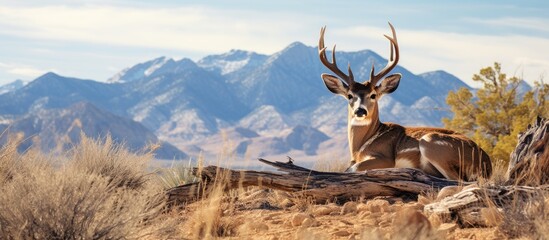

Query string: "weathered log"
[[426, 117, 549, 227], [425, 184, 549, 227], [506, 117, 549, 186], [166, 158, 462, 206]]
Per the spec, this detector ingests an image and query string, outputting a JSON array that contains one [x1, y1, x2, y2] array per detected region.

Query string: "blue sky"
[[0, 0, 547, 86]]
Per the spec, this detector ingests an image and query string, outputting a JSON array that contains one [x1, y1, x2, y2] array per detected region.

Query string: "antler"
[[319, 26, 355, 86], [370, 22, 399, 86]]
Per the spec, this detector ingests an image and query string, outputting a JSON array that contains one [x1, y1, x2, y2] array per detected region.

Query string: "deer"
[[318, 23, 492, 181]]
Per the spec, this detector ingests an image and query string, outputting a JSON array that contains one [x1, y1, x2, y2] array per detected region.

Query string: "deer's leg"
[[419, 133, 491, 181], [345, 157, 395, 172]]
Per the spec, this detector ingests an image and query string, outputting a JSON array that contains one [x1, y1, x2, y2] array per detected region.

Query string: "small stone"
[[313, 206, 333, 216], [357, 203, 369, 213], [367, 199, 390, 213], [291, 213, 310, 227], [436, 186, 463, 201], [341, 201, 358, 215], [332, 230, 351, 237]]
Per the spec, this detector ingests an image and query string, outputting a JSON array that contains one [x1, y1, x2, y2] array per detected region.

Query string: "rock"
[[367, 199, 390, 213], [291, 213, 311, 227], [357, 203, 369, 213], [312, 206, 334, 216], [341, 201, 358, 215]]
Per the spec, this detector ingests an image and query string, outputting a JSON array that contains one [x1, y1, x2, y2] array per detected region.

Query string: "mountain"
[[0, 101, 187, 159], [108, 56, 170, 83], [0, 42, 473, 164], [0, 79, 27, 95], [0, 72, 126, 116], [197, 49, 268, 76]]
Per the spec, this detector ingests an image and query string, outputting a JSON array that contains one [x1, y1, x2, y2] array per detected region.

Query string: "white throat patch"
[[350, 117, 371, 126]]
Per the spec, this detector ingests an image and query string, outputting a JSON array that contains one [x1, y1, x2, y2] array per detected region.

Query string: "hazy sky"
[[0, 0, 547, 87]]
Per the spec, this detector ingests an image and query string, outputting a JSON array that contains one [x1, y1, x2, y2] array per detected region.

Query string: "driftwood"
[[425, 118, 549, 227], [166, 158, 462, 206], [425, 184, 549, 227]]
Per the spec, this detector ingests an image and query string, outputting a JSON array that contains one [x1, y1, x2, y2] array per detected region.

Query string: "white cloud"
[[336, 25, 549, 85], [0, 5, 316, 54], [0, 4, 547, 86], [466, 17, 549, 33], [0, 62, 46, 78]]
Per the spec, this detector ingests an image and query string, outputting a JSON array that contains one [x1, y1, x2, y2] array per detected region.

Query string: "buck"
[[318, 23, 492, 181]]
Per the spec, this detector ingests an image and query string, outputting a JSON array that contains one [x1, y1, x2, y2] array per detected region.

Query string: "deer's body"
[[319, 23, 492, 181]]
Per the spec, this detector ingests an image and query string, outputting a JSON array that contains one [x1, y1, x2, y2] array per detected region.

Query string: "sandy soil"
[[178, 189, 505, 239]]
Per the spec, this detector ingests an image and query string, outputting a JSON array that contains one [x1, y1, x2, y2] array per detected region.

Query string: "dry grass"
[[0, 133, 179, 239], [1, 131, 549, 239]]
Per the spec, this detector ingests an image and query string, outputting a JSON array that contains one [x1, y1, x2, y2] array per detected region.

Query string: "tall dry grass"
[[0, 133, 179, 239]]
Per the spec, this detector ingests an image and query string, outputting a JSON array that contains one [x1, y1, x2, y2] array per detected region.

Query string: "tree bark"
[[506, 117, 549, 186]]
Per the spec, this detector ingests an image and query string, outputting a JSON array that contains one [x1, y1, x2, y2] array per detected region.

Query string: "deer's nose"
[[354, 108, 367, 117]]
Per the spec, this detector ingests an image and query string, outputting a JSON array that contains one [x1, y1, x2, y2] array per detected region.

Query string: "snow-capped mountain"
[[0, 41, 480, 163], [197, 49, 268, 75], [108, 56, 171, 83]]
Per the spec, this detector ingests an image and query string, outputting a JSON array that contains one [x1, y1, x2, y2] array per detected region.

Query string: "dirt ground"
[[178, 189, 507, 239]]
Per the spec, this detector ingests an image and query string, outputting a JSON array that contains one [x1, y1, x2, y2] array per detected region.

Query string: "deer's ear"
[[322, 74, 348, 96], [376, 73, 401, 95]]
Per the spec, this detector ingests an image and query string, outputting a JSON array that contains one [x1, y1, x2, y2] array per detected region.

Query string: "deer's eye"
[[370, 94, 377, 99], [347, 94, 353, 100]]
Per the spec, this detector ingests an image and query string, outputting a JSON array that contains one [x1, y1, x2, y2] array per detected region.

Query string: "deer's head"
[[319, 23, 400, 125]]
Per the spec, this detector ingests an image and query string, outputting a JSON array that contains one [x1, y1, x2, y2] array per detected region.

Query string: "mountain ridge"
[[0, 42, 477, 163]]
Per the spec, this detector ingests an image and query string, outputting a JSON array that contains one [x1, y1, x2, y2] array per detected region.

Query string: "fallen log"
[[424, 184, 549, 227], [166, 158, 463, 206]]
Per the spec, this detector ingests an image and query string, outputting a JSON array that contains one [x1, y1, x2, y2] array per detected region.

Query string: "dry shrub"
[[68, 133, 153, 190], [0, 133, 23, 184], [0, 134, 178, 239]]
